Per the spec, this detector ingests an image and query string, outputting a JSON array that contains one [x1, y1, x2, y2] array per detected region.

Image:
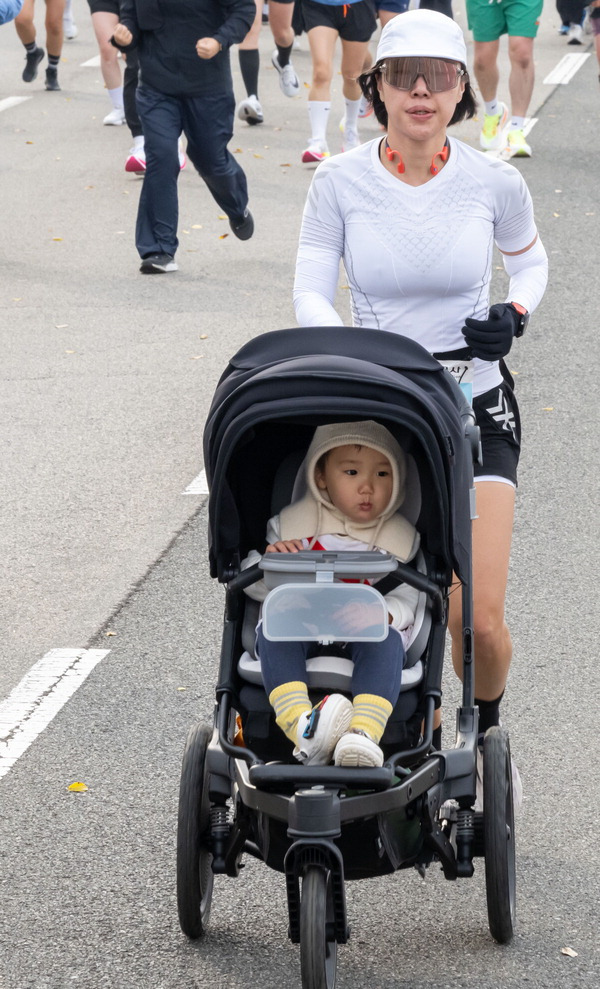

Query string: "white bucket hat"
[[376, 9, 468, 67]]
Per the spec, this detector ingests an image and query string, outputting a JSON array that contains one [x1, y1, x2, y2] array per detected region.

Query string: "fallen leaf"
[[553, 212, 560, 218], [68, 781, 88, 792], [560, 947, 578, 957], [191, 224, 203, 229], [123, 190, 129, 195], [55, 156, 61, 161], [13, 298, 22, 301], [303, 82, 310, 88], [52, 237, 63, 242], [218, 214, 227, 219], [542, 406, 554, 411], [85, 185, 94, 190], [26, 140, 34, 144], [234, 147, 243, 153], [105, 630, 117, 637], [219, 233, 229, 239], [190, 355, 204, 360], [280, 163, 292, 167], [177, 687, 187, 691], [182, 229, 190, 234], [55, 323, 68, 328], [253, 153, 264, 159], [65, 350, 75, 354]]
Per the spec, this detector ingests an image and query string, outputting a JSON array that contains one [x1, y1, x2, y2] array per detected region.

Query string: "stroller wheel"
[[483, 726, 516, 944], [177, 723, 214, 938], [300, 867, 338, 989]]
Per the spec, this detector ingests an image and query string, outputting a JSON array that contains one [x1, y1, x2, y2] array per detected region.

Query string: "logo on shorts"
[[486, 388, 516, 438]]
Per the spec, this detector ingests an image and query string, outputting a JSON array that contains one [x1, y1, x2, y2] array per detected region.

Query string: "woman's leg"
[[448, 480, 515, 713], [44, 0, 65, 61], [91, 10, 121, 91], [15, 0, 37, 46]]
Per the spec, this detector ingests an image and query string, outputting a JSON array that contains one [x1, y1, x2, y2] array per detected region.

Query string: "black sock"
[[432, 725, 442, 751], [475, 691, 504, 745], [276, 42, 293, 68], [238, 48, 259, 98], [24, 41, 39, 53], [48, 54, 60, 68]]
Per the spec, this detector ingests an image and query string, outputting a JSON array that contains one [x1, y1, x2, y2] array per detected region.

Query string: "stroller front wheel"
[[300, 866, 338, 989], [177, 723, 214, 939], [483, 726, 517, 944]]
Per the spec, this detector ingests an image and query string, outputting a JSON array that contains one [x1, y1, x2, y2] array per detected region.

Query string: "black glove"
[[461, 303, 521, 361]]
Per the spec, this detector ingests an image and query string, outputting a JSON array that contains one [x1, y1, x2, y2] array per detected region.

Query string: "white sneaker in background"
[[271, 49, 300, 97], [237, 94, 264, 125], [103, 107, 126, 126]]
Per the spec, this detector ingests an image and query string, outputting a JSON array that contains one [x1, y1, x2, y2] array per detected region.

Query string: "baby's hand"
[[112, 23, 133, 46], [265, 540, 305, 553]]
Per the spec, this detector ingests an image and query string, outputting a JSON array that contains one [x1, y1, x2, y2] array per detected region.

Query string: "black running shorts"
[[473, 378, 521, 485], [301, 0, 377, 41], [87, 0, 119, 15]]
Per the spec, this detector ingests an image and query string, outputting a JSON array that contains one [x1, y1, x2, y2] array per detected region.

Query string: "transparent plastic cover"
[[261, 582, 389, 643]]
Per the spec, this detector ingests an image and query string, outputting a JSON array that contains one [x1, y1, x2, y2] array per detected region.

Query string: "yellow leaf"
[[200, 334, 208, 339], [52, 237, 63, 242], [182, 229, 190, 234], [177, 687, 187, 691], [219, 233, 229, 239], [68, 781, 88, 792], [105, 630, 117, 636], [253, 154, 263, 159], [65, 350, 75, 354], [280, 163, 292, 167], [553, 213, 560, 218], [192, 224, 203, 229], [560, 947, 578, 957], [13, 298, 22, 301], [218, 214, 227, 219], [26, 140, 34, 144], [542, 406, 554, 411], [234, 148, 243, 154]]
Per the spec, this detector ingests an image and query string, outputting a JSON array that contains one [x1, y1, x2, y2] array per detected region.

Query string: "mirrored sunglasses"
[[381, 57, 466, 93]]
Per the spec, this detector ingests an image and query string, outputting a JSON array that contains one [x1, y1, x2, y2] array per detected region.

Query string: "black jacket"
[[116, 0, 255, 97]]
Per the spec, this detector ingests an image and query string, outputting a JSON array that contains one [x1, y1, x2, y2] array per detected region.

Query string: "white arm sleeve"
[[293, 170, 345, 327], [502, 235, 548, 314], [241, 515, 282, 602]]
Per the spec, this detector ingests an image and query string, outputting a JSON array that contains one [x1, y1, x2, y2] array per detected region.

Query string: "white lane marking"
[[0, 648, 110, 780], [0, 96, 31, 114], [81, 55, 101, 67], [544, 53, 591, 85], [183, 468, 209, 495]]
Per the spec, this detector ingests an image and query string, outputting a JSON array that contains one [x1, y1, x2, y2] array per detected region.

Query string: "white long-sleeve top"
[[241, 515, 420, 642], [294, 136, 548, 398]]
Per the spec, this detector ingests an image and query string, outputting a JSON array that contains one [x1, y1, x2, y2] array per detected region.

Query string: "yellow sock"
[[269, 681, 312, 744], [350, 694, 393, 744]]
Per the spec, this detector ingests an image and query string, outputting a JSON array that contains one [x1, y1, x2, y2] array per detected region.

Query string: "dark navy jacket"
[[116, 0, 255, 96]]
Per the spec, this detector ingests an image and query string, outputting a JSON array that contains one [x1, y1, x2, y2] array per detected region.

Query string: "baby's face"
[[315, 444, 393, 523]]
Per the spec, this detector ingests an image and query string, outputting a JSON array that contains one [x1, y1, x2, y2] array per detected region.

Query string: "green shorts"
[[466, 0, 543, 41]]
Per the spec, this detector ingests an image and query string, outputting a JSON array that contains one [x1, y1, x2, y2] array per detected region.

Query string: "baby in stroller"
[[241, 420, 421, 769]]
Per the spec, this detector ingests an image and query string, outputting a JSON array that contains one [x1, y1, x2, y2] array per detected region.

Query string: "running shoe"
[[229, 208, 254, 240], [125, 143, 146, 173], [44, 67, 60, 91], [237, 94, 264, 125], [334, 729, 384, 768], [103, 107, 126, 126], [294, 695, 353, 765], [567, 22, 583, 43], [479, 100, 510, 151], [63, 7, 78, 39], [506, 128, 532, 158], [339, 115, 360, 152], [474, 745, 523, 813], [271, 49, 300, 98], [301, 140, 330, 164], [22, 47, 45, 83], [358, 95, 373, 118], [558, 23, 569, 34], [140, 253, 178, 274]]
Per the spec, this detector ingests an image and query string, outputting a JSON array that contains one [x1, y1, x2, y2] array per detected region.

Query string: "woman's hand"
[[196, 37, 221, 59], [112, 23, 132, 46], [265, 540, 305, 553]]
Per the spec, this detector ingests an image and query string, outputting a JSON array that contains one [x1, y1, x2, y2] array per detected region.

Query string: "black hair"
[[358, 62, 478, 129]]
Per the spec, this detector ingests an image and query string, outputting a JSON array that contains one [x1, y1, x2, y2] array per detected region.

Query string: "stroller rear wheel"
[[300, 866, 338, 989], [177, 723, 214, 939], [483, 726, 516, 944]]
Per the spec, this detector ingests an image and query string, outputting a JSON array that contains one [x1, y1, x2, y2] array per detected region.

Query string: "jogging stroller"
[[176, 327, 517, 988]]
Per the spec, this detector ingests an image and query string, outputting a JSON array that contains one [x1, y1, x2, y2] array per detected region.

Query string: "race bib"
[[438, 358, 474, 407]]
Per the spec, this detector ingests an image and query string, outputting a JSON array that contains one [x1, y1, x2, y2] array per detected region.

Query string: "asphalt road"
[[1, 3, 599, 987]]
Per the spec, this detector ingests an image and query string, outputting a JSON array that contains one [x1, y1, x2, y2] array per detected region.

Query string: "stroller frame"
[[176, 328, 517, 988]]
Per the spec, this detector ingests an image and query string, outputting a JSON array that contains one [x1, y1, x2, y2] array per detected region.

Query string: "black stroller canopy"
[[204, 327, 474, 582]]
